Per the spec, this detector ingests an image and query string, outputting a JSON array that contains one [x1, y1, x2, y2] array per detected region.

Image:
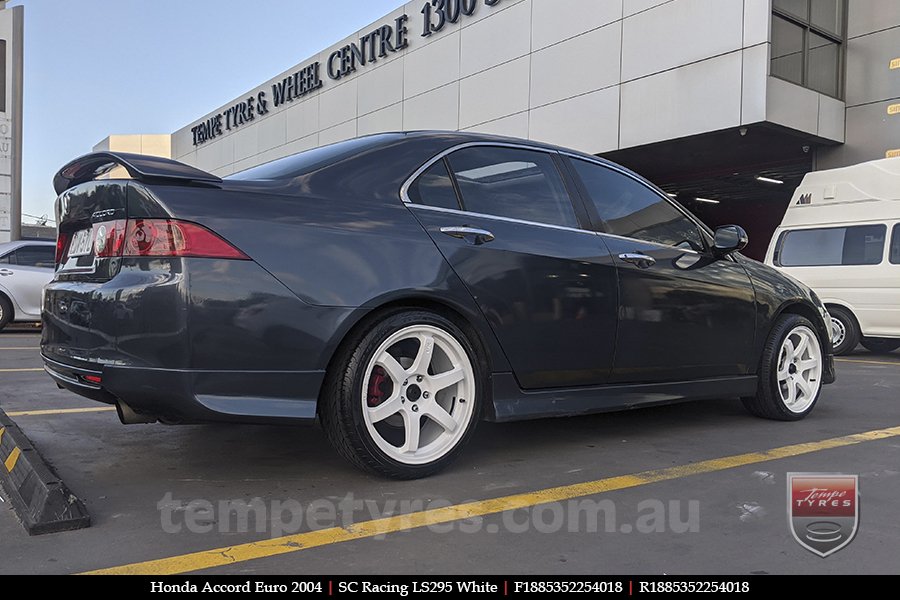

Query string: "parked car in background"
[[0, 240, 56, 331], [766, 157, 900, 355], [42, 133, 834, 479]]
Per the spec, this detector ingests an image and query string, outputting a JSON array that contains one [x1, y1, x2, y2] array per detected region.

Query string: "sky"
[[8, 0, 403, 224]]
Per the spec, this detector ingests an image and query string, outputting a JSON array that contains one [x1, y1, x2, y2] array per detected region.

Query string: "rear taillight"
[[93, 219, 127, 258], [122, 219, 248, 259], [55, 232, 69, 265]]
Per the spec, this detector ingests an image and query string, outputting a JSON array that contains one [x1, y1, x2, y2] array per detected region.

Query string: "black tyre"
[[828, 306, 859, 355], [742, 314, 824, 421], [0, 295, 12, 331], [319, 309, 485, 479], [860, 337, 900, 354]]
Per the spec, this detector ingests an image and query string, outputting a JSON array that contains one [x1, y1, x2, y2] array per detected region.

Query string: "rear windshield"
[[227, 134, 403, 181]]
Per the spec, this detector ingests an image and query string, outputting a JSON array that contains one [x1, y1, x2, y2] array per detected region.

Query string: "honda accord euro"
[[42, 132, 835, 479]]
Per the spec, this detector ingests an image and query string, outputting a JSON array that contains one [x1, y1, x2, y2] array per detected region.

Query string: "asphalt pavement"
[[1, 326, 898, 575]]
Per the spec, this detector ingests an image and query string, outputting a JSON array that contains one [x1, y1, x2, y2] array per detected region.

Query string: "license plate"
[[67, 229, 94, 258]]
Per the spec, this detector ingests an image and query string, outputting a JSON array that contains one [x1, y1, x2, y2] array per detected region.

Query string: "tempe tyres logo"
[[788, 473, 858, 557]]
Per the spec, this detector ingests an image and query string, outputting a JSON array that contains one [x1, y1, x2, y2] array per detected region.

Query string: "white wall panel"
[[622, 0, 743, 81], [403, 82, 460, 130], [459, 57, 531, 129], [620, 51, 742, 147], [532, 0, 622, 50], [530, 22, 621, 108], [460, 0, 531, 77], [530, 87, 620, 154]]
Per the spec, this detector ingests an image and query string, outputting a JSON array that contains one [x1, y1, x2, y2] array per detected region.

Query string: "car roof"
[[227, 130, 631, 184], [0, 240, 56, 252]]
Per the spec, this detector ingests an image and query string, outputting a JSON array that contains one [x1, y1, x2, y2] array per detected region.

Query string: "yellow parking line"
[[0, 368, 44, 373], [3, 446, 20, 472], [5, 407, 116, 417], [836, 358, 900, 367], [81, 424, 900, 576]]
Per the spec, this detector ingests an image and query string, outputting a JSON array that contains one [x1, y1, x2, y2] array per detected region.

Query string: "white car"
[[765, 157, 900, 355], [0, 240, 56, 330]]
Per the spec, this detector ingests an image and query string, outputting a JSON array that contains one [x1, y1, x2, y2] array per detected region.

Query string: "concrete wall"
[[93, 134, 172, 158], [818, 1, 900, 168], [172, 0, 794, 177]]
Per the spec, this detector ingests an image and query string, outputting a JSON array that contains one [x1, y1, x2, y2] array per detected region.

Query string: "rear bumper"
[[43, 354, 324, 424]]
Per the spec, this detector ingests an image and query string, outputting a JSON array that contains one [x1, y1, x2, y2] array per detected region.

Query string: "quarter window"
[[406, 160, 460, 210], [777, 225, 886, 266], [445, 147, 579, 228], [891, 224, 900, 265], [569, 159, 705, 251]]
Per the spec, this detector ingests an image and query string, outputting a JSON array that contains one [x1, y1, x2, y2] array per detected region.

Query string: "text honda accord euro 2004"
[[42, 132, 835, 479]]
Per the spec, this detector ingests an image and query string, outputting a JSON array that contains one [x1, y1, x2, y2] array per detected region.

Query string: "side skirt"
[[487, 373, 758, 422]]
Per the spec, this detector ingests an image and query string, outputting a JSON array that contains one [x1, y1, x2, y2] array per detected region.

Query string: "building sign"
[[191, 0, 505, 146]]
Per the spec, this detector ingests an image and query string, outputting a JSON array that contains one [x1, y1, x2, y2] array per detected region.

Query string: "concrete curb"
[[0, 410, 90, 535]]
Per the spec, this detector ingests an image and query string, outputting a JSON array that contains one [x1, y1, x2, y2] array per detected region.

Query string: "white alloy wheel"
[[776, 325, 823, 414], [361, 324, 476, 465]]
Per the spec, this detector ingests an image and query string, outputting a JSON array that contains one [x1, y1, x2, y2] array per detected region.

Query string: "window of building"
[[569, 159, 705, 251], [407, 160, 460, 211], [776, 225, 886, 267], [891, 224, 900, 265], [445, 147, 578, 228], [771, 0, 845, 98]]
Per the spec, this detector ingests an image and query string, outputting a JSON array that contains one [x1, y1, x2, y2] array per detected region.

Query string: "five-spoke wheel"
[[743, 314, 824, 421], [362, 324, 476, 465], [320, 310, 483, 479]]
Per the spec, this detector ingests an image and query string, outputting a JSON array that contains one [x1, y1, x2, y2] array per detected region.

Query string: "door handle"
[[618, 253, 656, 269], [0, 268, 13, 276], [440, 226, 495, 246]]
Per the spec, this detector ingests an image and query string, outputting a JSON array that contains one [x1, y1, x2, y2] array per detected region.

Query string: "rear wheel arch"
[[822, 303, 861, 355], [822, 301, 860, 329], [318, 296, 496, 418]]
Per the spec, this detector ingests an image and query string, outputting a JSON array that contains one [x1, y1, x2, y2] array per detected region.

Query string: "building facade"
[[0, 2, 23, 243], [103, 0, 900, 258]]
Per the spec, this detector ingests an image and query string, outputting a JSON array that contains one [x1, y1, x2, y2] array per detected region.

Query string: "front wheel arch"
[[0, 292, 14, 329], [771, 301, 831, 359]]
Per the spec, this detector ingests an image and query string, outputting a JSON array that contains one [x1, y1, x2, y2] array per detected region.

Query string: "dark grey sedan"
[[42, 132, 834, 478]]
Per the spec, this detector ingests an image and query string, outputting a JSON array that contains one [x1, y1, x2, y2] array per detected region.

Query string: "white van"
[[765, 156, 900, 355]]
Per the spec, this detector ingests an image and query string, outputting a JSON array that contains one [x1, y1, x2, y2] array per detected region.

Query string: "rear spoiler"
[[53, 152, 222, 195]]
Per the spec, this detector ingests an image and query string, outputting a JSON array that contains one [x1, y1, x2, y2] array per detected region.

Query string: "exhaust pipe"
[[115, 401, 157, 425]]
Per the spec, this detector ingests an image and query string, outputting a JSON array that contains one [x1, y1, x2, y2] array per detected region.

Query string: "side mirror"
[[714, 225, 749, 255]]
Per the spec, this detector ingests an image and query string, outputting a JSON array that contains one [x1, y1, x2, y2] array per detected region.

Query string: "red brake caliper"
[[367, 366, 389, 407]]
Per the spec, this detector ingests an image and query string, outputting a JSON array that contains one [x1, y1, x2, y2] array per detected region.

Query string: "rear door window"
[[445, 146, 579, 229], [777, 225, 887, 266], [5, 246, 56, 268]]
